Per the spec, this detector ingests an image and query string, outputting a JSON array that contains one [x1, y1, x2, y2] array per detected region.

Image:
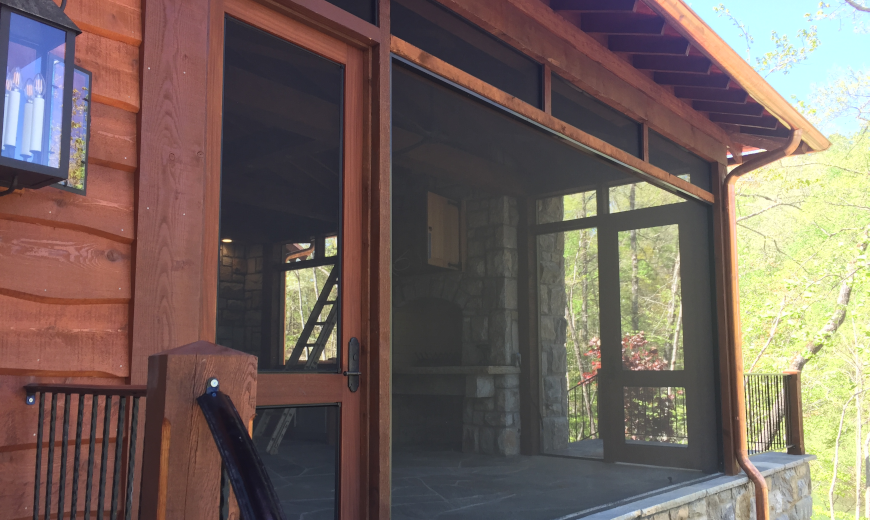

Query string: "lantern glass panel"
[[2, 12, 66, 169]]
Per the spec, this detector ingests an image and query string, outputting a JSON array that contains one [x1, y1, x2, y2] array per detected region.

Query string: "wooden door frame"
[[134, 0, 389, 517], [198, 0, 375, 517]]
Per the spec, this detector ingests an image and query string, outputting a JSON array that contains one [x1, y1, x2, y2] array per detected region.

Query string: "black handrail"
[[196, 383, 286, 520]]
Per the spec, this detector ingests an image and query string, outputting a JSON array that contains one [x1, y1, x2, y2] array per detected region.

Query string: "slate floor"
[[260, 441, 707, 520]]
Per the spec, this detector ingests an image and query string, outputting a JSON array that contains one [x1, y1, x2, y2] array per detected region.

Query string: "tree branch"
[[844, 0, 870, 12], [788, 227, 870, 371], [737, 201, 801, 222]]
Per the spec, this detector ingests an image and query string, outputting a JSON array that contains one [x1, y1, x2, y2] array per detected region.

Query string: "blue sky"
[[689, 0, 868, 132]]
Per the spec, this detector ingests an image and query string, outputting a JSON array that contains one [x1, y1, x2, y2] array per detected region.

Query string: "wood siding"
[[0, 0, 140, 515]]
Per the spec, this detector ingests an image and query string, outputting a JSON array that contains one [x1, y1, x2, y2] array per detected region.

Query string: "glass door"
[[215, 1, 365, 517]]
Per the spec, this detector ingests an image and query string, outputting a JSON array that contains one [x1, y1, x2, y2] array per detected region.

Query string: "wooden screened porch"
[[0, 0, 825, 518]]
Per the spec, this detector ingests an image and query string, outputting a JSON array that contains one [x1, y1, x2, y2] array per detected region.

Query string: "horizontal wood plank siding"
[[0, 0, 141, 514]]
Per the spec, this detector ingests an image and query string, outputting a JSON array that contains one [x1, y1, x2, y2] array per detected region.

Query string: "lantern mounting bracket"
[[0, 175, 20, 197]]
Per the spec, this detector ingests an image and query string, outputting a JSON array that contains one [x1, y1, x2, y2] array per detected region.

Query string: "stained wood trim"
[[369, 1, 392, 517], [200, 0, 225, 343], [257, 0, 381, 46], [225, 0, 349, 63], [432, 0, 733, 163], [643, 0, 829, 153], [542, 63, 552, 115], [391, 36, 715, 205], [131, 0, 212, 384]]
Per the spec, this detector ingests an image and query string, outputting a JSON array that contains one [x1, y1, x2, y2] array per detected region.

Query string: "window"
[[391, 0, 542, 107], [325, 0, 376, 24], [648, 130, 711, 191], [552, 74, 641, 158]]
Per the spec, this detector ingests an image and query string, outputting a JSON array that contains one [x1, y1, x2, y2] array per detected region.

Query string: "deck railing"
[[24, 383, 146, 520], [568, 375, 599, 442], [744, 372, 805, 455]]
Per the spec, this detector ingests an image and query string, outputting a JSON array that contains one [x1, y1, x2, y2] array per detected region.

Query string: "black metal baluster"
[[97, 396, 112, 519], [45, 393, 58, 520], [110, 396, 126, 520], [84, 395, 99, 520], [220, 463, 230, 520], [71, 394, 86, 520], [58, 394, 72, 520], [33, 392, 45, 520], [124, 397, 140, 520]]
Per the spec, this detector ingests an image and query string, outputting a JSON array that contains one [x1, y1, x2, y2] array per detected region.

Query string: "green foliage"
[[736, 133, 870, 518]]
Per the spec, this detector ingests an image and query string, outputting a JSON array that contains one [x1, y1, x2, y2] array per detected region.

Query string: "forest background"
[[663, 1, 865, 517]]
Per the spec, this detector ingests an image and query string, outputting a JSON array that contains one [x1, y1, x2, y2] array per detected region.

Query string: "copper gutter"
[[722, 130, 802, 520]]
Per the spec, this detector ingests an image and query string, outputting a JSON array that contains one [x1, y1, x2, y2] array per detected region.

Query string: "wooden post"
[[783, 370, 805, 455], [139, 341, 257, 520]]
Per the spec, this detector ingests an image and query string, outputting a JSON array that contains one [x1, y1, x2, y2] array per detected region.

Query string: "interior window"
[[648, 130, 711, 191]]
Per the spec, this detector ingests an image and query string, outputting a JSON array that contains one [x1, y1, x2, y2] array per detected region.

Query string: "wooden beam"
[[609, 35, 689, 55], [643, 0, 829, 152], [369, 2, 391, 517], [693, 100, 763, 116], [580, 13, 665, 34], [739, 125, 791, 138], [633, 54, 710, 73], [729, 131, 787, 151], [551, 0, 636, 11], [391, 36, 714, 204], [675, 86, 747, 103], [131, 0, 211, 384], [435, 0, 734, 163], [708, 113, 779, 129], [655, 71, 729, 88]]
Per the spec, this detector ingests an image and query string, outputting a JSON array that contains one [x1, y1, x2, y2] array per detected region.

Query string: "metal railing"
[[744, 373, 795, 454], [25, 383, 146, 520], [568, 375, 599, 442], [196, 378, 286, 520]]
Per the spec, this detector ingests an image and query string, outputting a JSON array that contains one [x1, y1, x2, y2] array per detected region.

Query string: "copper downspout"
[[722, 129, 802, 520]]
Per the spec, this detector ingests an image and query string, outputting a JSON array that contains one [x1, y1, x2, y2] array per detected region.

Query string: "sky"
[[688, 0, 868, 133]]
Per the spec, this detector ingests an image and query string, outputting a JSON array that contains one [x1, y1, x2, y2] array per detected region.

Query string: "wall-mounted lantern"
[[0, 0, 81, 193]]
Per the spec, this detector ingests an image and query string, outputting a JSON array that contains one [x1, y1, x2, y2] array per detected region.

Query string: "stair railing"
[[24, 383, 146, 520]]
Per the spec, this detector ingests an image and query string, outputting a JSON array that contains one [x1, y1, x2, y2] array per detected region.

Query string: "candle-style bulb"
[[24, 79, 33, 101], [5, 72, 10, 92], [10, 68, 20, 90], [33, 73, 45, 98]]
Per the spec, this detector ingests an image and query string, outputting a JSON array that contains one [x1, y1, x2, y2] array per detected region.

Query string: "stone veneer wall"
[[394, 194, 522, 456], [582, 455, 813, 520], [536, 197, 570, 452], [216, 242, 264, 355], [393, 192, 570, 455]]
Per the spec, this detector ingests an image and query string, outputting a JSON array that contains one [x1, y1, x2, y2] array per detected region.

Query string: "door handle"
[[343, 337, 360, 392]]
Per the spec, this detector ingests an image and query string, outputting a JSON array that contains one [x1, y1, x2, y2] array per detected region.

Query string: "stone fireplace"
[[393, 191, 568, 456]]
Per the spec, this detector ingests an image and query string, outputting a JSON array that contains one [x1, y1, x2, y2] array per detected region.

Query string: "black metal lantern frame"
[[0, 0, 81, 191]]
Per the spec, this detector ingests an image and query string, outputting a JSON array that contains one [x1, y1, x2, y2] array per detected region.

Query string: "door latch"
[[343, 337, 361, 392]]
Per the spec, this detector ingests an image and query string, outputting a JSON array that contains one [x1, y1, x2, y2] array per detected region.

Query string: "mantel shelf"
[[393, 366, 521, 376]]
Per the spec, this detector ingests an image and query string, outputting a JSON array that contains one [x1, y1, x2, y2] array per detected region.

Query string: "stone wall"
[[536, 197, 570, 452], [216, 242, 264, 355], [582, 454, 813, 520], [393, 193, 523, 456]]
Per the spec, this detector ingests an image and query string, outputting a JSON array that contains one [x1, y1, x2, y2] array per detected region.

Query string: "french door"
[[597, 200, 718, 472], [214, 0, 366, 517]]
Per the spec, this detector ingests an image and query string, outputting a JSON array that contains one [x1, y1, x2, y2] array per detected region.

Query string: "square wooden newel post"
[[783, 370, 805, 456], [139, 341, 257, 520]]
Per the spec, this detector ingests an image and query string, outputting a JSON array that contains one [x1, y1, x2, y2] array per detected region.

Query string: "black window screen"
[[648, 130, 711, 191], [325, 0, 376, 24], [551, 74, 641, 158], [391, 0, 542, 108]]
